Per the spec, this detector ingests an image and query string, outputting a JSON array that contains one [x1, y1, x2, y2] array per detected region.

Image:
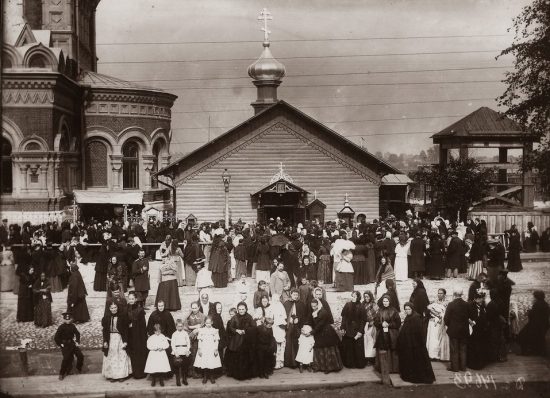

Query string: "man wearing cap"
[[446, 230, 462, 278], [54, 312, 84, 380], [444, 288, 470, 372], [132, 248, 150, 307]]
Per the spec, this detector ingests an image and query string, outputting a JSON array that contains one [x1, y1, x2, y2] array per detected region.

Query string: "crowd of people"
[[0, 213, 549, 386]]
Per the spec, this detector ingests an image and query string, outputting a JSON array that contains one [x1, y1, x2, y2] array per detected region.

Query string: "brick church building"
[[1, 0, 177, 223]]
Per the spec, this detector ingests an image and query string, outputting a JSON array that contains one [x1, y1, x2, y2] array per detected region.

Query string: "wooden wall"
[[175, 126, 380, 224], [469, 210, 550, 234]]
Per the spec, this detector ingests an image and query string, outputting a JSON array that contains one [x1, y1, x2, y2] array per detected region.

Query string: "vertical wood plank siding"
[[176, 127, 379, 224], [469, 210, 550, 234]]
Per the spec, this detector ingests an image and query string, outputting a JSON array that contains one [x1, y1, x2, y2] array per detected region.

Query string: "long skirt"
[[195, 268, 213, 290], [312, 346, 343, 373], [340, 336, 367, 368], [375, 348, 399, 373], [317, 255, 331, 283], [235, 260, 247, 279], [426, 320, 449, 360], [184, 263, 197, 287], [212, 272, 227, 288], [34, 297, 53, 327], [102, 333, 132, 379], [284, 324, 300, 368], [275, 341, 286, 369], [93, 271, 107, 292], [364, 323, 377, 358], [155, 280, 181, 311], [71, 299, 90, 323], [467, 261, 484, 280], [176, 259, 185, 287], [12, 265, 19, 295], [394, 256, 408, 281], [225, 348, 254, 380], [49, 276, 63, 293], [353, 260, 368, 285], [334, 271, 354, 292], [0, 264, 15, 291], [17, 289, 34, 322], [144, 350, 171, 374]]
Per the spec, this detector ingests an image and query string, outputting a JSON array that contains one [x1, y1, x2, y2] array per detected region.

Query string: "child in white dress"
[[144, 323, 171, 387], [295, 325, 315, 373], [194, 316, 221, 384], [171, 319, 191, 386], [195, 259, 214, 290]]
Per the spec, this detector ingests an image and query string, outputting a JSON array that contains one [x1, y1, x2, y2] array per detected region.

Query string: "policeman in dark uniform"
[[54, 312, 84, 380]]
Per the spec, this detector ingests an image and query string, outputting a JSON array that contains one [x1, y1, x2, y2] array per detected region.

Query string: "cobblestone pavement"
[[0, 260, 548, 351]]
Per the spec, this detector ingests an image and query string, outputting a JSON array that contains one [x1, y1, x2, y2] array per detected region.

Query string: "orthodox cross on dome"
[[258, 8, 273, 42], [314, 190, 318, 200], [270, 162, 294, 184], [344, 193, 350, 206]]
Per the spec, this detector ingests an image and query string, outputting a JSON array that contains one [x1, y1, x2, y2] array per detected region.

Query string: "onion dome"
[[247, 41, 286, 82]]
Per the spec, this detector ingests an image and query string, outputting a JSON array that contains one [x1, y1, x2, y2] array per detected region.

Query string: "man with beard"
[[132, 248, 150, 307]]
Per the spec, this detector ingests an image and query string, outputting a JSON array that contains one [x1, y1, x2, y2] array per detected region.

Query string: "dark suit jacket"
[[444, 298, 471, 339], [132, 258, 150, 291]]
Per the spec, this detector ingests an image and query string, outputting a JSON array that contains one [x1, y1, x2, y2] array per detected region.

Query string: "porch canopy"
[[73, 190, 143, 205]]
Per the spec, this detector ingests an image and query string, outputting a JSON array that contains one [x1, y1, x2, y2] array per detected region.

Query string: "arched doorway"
[[1, 137, 12, 194]]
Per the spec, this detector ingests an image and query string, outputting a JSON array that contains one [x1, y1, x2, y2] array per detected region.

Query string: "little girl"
[[144, 323, 171, 387], [171, 319, 191, 386], [195, 259, 214, 290], [194, 316, 222, 384], [295, 324, 315, 373]]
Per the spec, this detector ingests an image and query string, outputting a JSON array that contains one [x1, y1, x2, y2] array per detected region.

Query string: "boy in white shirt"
[[171, 319, 191, 386]]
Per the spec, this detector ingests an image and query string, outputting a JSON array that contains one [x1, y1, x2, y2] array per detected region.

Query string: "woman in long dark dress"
[[209, 235, 230, 288], [283, 288, 307, 368], [340, 291, 367, 368], [409, 278, 430, 338], [352, 237, 368, 285], [507, 231, 523, 272], [309, 298, 343, 373], [93, 235, 111, 292], [518, 290, 550, 356], [225, 302, 257, 380], [67, 264, 90, 323], [32, 272, 53, 327], [374, 294, 401, 374], [212, 302, 227, 373], [397, 302, 435, 384], [467, 292, 488, 370], [127, 292, 147, 379], [16, 256, 35, 322], [426, 233, 444, 279], [485, 289, 506, 363], [155, 251, 181, 311]]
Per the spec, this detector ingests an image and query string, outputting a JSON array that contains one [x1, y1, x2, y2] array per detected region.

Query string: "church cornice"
[[86, 89, 177, 107]]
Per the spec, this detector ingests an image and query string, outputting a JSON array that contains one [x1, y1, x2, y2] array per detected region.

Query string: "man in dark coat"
[[54, 312, 84, 380], [446, 230, 463, 278], [409, 233, 426, 278], [132, 248, 150, 306], [444, 288, 470, 372], [495, 269, 514, 343], [283, 289, 308, 368], [67, 264, 90, 323]]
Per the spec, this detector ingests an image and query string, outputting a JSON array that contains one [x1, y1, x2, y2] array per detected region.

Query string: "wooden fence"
[[469, 210, 550, 235]]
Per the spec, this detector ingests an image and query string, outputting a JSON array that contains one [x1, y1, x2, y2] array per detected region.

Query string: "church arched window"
[[1, 137, 13, 194], [28, 54, 49, 68], [122, 141, 139, 189], [151, 141, 161, 189]]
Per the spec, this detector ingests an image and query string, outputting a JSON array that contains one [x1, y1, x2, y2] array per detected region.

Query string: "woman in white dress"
[[426, 288, 450, 361], [394, 235, 412, 281], [144, 323, 171, 386], [194, 316, 222, 384], [270, 295, 287, 369], [101, 302, 132, 381]]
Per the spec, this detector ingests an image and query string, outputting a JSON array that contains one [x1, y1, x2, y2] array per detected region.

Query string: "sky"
[[94, 0, 530, 156]]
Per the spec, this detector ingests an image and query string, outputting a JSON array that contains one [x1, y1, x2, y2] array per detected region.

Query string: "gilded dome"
[[247, 42, 286, 81]]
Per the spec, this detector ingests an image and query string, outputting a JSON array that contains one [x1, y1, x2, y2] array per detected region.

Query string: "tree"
[[410, 158, 496, 221], [497, 0, 550, 199]]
